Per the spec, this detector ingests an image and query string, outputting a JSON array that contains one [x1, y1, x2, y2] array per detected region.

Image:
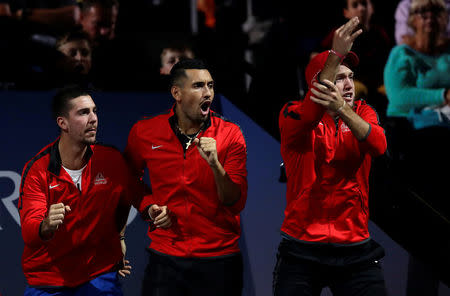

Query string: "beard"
[[82, 136, 96, 145]]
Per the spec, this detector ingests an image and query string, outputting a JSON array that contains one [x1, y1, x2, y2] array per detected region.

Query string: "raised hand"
[[332, 17, 363, 57]]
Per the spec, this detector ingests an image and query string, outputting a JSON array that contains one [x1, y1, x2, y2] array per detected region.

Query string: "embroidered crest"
[[94, 172, 107, 185]]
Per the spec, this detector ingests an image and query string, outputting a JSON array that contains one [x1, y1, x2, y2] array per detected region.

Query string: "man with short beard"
[[125, 59, 248, 296], [18, 86, 158, 296]]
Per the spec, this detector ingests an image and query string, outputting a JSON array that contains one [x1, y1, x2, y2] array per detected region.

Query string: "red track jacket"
[[19, 140, 143, 287], [279, 91, 387, 245], [124, 108, 247, 258]]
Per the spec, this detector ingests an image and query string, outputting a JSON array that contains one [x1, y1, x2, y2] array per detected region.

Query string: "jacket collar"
[[48, 138, 93, 176]]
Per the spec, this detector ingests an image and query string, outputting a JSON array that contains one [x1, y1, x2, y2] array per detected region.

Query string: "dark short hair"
[[169, 58, 208, 87], [341, 0, 368, 10], [80, 0, 119, 12], [52, 85, 91, 120], [56, 30, 91, 51]]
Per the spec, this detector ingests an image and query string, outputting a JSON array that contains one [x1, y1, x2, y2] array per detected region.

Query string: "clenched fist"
[[40, 203, 71, 240], [193, 137, 219, 167]]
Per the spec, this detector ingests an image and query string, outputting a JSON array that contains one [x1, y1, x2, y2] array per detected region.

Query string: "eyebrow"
[[192, 80, 214, 86], [336, 71, 353, 78], [77, 106, 96, 113]]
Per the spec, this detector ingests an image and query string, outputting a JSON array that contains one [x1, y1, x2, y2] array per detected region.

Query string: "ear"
[[57, 116, 69, 132], [171, 85, 182, 103]]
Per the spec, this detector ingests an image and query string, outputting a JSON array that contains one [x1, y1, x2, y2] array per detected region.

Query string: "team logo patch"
[[94, 172, 107, 185]]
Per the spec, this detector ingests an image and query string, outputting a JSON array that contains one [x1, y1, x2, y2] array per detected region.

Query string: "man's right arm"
[[19, 164, 50, 246]]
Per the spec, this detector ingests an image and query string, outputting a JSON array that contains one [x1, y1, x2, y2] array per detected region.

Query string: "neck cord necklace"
[[177, 123, 203, 150]]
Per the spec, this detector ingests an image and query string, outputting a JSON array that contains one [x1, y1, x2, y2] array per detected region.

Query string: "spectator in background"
[[0, 0, 80, 31], [54, 30, 93, 88], [153, 44, 195, 91], [384, 0, 450, 128], [17, 30, 94, 89], [0, 0, 81, 88], [159, 46, 195, 76], [384, 0, 450, 215], [80, 0, 123, 90], [395, 0, 450, 44], [314, 0, 391, 119], [80, 0, 119, 47]]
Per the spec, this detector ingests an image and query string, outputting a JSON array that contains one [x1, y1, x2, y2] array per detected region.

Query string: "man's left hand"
[[310, 80, 346, 112], [118, 238, 132, 277]]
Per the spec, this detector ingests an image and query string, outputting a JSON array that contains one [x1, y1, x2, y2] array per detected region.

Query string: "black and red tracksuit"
[[19, 139, 144, 287], [124, 108, 248, 258], [279, 92, 387, 245]]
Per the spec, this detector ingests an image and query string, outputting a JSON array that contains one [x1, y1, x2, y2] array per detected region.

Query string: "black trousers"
[[141, 250, 243, 296], [273, 249, 387, 296]]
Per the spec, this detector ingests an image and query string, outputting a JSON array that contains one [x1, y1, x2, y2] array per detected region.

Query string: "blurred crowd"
[[1, 0, 449, 132]]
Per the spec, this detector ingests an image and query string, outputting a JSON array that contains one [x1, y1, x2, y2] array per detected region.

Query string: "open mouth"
[[343, 93, 353, 101], [200, 100, 211, 115]]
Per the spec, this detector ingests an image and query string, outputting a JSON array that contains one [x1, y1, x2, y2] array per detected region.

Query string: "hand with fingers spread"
[[148, 204, 172, 229], [310, 80, 346, 113], [193, 137, 219, 168], [332, 17, 363, 58], [40, 203, 71, 240]]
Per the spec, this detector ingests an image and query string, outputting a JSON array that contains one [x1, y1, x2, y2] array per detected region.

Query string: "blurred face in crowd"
[[335, 65, 355, 107], [58, 40, 92, 75], [344, 0, 372, 29], [172, 69, 214, 124], [160, 48, 195, 75], [80, 4, 118, 45], [410, 2, 447, 34]]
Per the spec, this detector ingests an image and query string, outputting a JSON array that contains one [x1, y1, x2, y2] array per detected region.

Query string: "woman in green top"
[[384, 0, 450, 127]]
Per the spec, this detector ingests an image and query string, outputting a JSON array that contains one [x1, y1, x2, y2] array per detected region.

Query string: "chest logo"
[[94, 172, 107, 185], [49, 184, 60, 189], [152, 144, 163, 150]]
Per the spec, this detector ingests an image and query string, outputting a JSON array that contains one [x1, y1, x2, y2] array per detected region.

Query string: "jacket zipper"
[[334, 117, 339, 137], [183, 145, 192, 256]]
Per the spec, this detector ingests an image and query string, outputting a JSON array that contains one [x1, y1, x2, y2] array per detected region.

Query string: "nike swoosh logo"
[[152, 145, 162, 150], [49, 184, 60, 189]]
